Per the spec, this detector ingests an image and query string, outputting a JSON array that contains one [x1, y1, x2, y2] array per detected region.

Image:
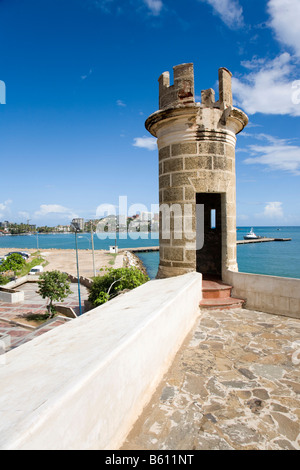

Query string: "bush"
[[88, 267, 149, 307], [0, 253, 26, 274], [0, 274, 10, 285]]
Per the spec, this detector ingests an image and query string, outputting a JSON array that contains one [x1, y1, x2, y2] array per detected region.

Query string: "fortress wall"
[[0, 272, 202, 450], [224, 270, 300, 319]]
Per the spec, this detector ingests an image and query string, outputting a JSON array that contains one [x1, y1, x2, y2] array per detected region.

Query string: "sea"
[[0, 226, 299, 280]]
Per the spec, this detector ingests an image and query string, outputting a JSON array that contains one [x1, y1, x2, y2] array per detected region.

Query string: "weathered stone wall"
[[224, 270, 300, 319], [158, 63, 195, 110], [146, 64, 248, 279], [157, 136, 238, 278]]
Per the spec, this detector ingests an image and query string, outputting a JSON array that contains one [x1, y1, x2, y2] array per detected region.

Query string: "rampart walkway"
[[122, 307, 300, 450]]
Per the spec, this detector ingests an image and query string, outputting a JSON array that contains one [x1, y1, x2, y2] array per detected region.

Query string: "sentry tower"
[[145, 63, 248, 279]]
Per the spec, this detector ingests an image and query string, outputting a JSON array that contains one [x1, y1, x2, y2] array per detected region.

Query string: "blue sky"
[[0, 0, 299, 226]]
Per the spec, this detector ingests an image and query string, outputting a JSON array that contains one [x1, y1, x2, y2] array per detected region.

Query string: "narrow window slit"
[[211, 209, 216, 229]]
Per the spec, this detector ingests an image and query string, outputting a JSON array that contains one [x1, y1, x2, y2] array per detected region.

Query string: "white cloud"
[[242, 133, 300, 175], [200, 0, 244, 29], [143, 0, 163, 16], [133, 136, 157, 150], [92, 0, 114, 13], [0, 199, 12, 219], [0, 199, 12, 212], [34, 204, 78, 220], [81, 69, 93, 81], [263, 201, 284, 219], [90, 0, 163, 16], [253, 201, 284, 221], [232, 53, 300, 116], [233, 1, 300, 117], [267, 0, 300, 58], [117, 99, 126, 107]]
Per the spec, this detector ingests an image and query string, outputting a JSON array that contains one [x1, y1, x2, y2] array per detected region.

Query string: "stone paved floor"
[[0, 282, 89, 350], [122, 307, 300, 451]]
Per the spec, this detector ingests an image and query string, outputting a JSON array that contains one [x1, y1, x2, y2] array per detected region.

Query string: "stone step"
[[202, 280, 233, 299], [200, 279, 245, 309], [200, 297, 245, 309]]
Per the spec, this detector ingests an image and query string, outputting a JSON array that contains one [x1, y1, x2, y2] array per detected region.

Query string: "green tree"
[[88, 266, 149, 307], [37, 270, 71, 318], [0, 253, 26, 276]]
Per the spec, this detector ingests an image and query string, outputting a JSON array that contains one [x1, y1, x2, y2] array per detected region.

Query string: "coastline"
[[123, 250, 149, 277], [1, 224, 300, 280], [0, 247, 149, 280], [0, 247, 124, 279]]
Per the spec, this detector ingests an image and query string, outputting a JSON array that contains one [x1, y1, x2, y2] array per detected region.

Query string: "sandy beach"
[[0, 248, 124, 278]]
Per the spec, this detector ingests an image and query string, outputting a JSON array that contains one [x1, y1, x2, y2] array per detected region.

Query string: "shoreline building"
[[71, 217, 85, 232]]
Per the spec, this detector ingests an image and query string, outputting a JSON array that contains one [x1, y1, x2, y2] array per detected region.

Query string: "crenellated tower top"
[[158, 63, 233, 111], [158, 63, 195, 109]]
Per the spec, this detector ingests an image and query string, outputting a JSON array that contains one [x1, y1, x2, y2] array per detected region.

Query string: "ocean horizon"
[[0, 226, 299, 280]]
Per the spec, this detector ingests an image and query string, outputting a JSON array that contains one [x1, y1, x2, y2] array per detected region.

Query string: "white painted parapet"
[[224, 270, 300, 319], [0, 272, 202, 450]]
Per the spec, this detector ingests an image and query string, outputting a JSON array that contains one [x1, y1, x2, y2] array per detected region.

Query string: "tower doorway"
[[196, 193, 222, 278]]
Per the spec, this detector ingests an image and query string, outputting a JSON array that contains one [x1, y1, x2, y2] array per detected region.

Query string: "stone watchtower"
[[145, 63, 248, 280]]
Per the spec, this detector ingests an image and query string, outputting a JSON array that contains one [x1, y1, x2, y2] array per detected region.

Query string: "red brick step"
[[200, 279, 245, 309], [202, 280, 232, 299]]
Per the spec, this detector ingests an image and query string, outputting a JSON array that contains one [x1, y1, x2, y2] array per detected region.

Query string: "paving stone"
[[271, 403, 289, 413], [253, 388, 270, 400], [160, 386, 176, 402], [220, 422, 260, 447], [221, 380, 257, 390], [273, 439, 297, 450], [122, 307, 300, 450], [238, 368, 256, 380], [250, 364, 286, 381], [271, 412, 300, 442]]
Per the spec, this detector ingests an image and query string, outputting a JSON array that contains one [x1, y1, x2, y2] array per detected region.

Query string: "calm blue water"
[[0, 232, 159, 251], [0, 227, 299, 280], [236, 226, 300, 279], [137, 251, 160, 279], [141, 226, 300, 279]]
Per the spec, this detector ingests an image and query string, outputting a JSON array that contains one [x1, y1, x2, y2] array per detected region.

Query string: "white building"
[[140, 211, 152, 222], [71, 218, 85, 231]]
